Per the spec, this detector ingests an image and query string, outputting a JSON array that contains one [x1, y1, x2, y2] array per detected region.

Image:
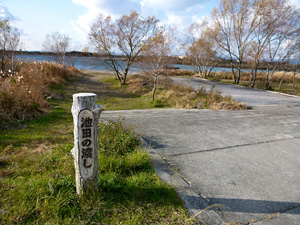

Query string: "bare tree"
[[212, 0, 300, 88], [8, 26, 20, 72], [185, 21, 217, 78], [211, 0, 261, 84], [140, 26, 176, 101], [263, 4, 300, 89], [248, 0, 300, 89], [247, 1, 272, 87], [89, 11, 158, 85], [42, 32, 70, 65], [0, 19, 21, 75]]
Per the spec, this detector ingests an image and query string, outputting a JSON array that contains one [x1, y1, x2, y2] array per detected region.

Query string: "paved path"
[[102, 78, 300, 224], [173, 77, 300, 107]]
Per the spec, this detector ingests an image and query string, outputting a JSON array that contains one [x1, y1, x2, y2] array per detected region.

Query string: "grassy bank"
[[0, 69, 195, 224], [89, 71, 246, 111]]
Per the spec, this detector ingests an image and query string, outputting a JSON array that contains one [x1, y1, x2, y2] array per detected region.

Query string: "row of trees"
[[87, 0, 300, 90], [0, 19, 72, 72], [209, 0, 300, 89], [2, 0, 299, 92]]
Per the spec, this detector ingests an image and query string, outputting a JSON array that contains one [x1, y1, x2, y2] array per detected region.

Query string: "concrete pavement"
[[101, 78, 300, 224], [173, 77, 300, 107]]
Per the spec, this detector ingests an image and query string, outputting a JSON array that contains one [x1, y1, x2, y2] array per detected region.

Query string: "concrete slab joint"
[[141, 138, 227, 225]]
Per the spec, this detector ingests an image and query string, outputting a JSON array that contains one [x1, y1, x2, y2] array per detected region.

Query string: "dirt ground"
[[63, 71, 112, 97]]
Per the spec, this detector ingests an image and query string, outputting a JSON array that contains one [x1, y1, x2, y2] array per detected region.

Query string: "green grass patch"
[[0, 105, 73, 149], [99, 94, 155, 110], [0, 120, 191, 224], [96, 75, 160, 110]]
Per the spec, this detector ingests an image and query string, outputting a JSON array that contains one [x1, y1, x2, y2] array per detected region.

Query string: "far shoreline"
[[15, 51, 299, 73]]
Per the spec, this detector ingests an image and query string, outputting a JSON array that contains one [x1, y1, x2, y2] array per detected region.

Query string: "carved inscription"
[[78, 109, 94, 178]]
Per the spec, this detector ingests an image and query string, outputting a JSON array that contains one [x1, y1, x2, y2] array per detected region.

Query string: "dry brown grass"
[[127, 74, 154, 95], [162, 69, 196, 76], [127, 74, 247, 110], [0, 61, 80, 125], [212, 71, 297, 83]]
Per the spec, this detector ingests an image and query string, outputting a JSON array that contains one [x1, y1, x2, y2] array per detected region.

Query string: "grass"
[[205, 71, 300, 96], [0, 62, 80, 130], [97, 76, 157, 110], [225, 80, 300, 96], [0, 68, 247, 224], [0, 73, 195, 224], [126, 74, 246, 110], [73, 71, 245, 111]]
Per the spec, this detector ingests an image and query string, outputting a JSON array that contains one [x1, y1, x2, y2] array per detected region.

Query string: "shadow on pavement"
[[188, 195, 300, 214]]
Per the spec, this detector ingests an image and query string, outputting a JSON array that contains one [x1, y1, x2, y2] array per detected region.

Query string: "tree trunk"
[[237, 67, 241, 84], [62, 53, 65, 65], [11, 52, 14, 73], [279, 71, 286, 91], [265, 81, 270, 90], [249, 70, 253, 86], [265, 66, 270, 89], [230, 61, 237, 83], [1, 55, 5, 73], [251, 67, 258, 88], [236, 61, 242, 84], [207, 67, 214, 78], [293, 72, 296, 89], [152, 75, 158, 102], [122, 71, 128, 85], [115, 71, 122, 84]]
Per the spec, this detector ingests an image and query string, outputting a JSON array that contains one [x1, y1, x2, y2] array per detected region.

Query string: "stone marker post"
[[71, 93, 104, 195]]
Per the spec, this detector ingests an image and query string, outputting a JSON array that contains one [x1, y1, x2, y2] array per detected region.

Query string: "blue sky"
[[1, 0, 300, 51], [0, 0, 222, 51]]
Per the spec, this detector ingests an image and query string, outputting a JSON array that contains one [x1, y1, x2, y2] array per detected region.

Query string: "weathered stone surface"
[[71, 93, 104, 195]]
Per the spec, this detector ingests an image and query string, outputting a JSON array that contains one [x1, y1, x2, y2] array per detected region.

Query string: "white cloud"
[[140, 0, 205, 26], [70, 10, 98, 34], [0, 4, 18, 21], [70, 0, 210, 52], [141, 0, 202, 12], [71, 0, 209, 35], [71, 0, 141, 34]]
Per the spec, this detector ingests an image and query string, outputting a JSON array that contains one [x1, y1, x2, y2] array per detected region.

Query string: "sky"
[[1, 0, 299, 52], [0, 0, 220, 51]]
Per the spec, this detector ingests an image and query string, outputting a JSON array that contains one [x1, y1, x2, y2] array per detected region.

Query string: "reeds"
[[0, 61, 80, 126]]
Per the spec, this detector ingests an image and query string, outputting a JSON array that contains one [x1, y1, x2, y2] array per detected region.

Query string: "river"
[[16, 54, 255, 73]]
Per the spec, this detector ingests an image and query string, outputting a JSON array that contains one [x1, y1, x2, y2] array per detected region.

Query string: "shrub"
[[0, 61, 80, 128]]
